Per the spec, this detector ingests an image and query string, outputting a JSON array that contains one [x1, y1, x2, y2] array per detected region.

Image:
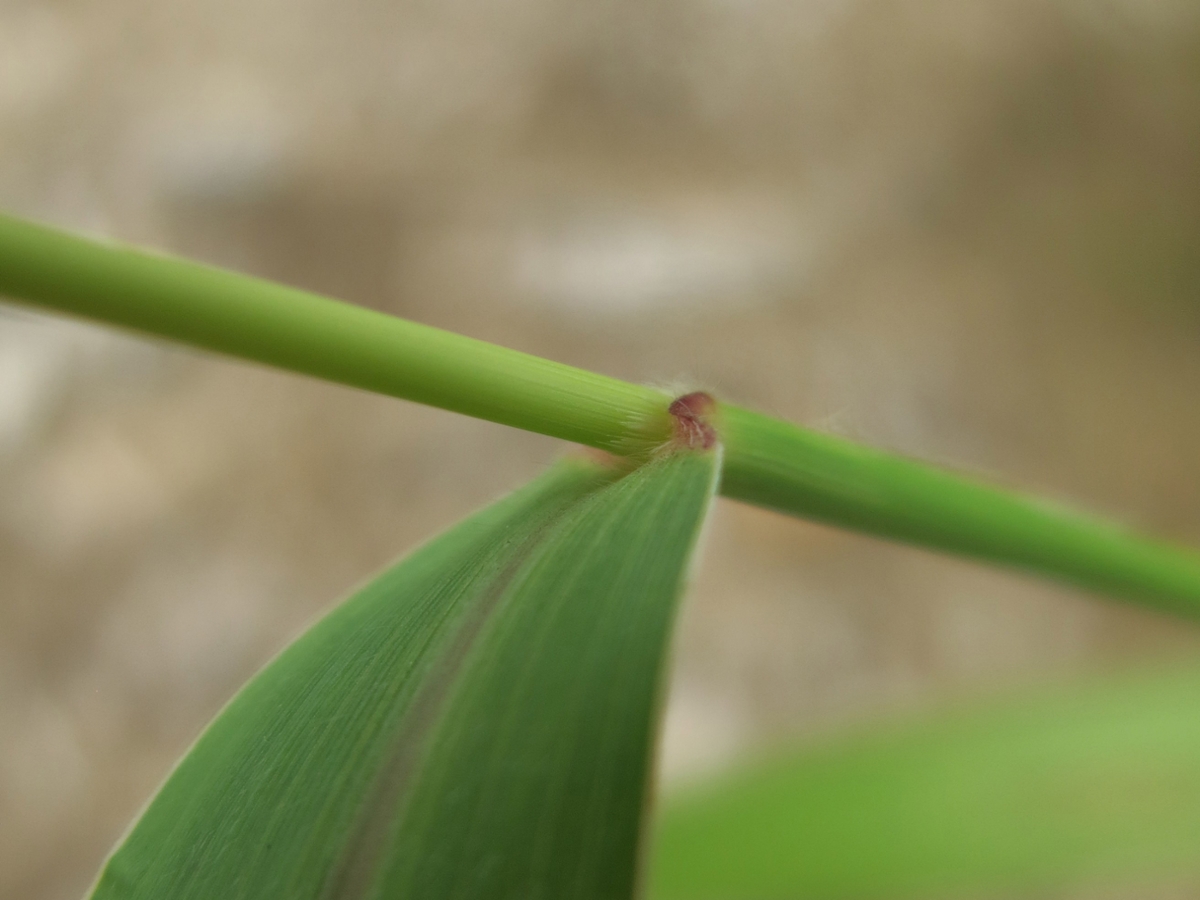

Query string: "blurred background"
[[2, 0, 1199, 897]]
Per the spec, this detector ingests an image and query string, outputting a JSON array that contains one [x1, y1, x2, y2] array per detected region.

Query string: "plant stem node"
[[669, 392, 717, 450]]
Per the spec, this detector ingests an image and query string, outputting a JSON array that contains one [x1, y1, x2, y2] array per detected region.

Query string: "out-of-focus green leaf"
[[650, 664, 1200, 900], [90, 447, 719, 900]]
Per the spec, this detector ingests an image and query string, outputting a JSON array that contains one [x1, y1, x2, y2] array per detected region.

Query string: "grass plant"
[[2, 209, 1200, 898]]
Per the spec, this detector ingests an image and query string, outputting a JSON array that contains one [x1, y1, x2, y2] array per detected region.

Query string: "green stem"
[[721, 407, 1200, 616], [3, 211, 1199, 615], [0, 214, 671, 453]]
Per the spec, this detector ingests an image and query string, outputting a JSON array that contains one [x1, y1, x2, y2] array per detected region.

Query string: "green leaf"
[[90, 446, 720, 900], [650, 663, 1200, 900]]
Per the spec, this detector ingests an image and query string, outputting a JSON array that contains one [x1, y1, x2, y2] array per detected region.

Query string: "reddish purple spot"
[[668, 391, 717, 449]]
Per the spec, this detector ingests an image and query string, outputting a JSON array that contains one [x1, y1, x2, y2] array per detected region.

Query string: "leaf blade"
[[90, 447, 718, 900], [650, 663, 1200, 900]]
